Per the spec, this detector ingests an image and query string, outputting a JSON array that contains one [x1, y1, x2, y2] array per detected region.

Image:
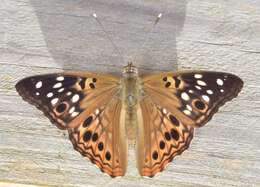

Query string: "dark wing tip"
[[15, 76, 68, 130], [196, 73, 243, 128]]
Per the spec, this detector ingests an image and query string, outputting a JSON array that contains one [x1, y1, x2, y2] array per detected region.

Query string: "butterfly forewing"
[[137, 71, 243, 176], [142, 71, 243, 128], [16, 72, 127, 177], [15, 72, 119, 129]]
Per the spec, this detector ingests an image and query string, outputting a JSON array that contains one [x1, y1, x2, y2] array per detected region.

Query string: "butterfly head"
[[123, 62, 138, 77]]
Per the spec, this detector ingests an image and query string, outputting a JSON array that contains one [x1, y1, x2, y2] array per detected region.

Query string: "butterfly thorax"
[[122, 63, 139, 106], [122, 63, 140, 142]]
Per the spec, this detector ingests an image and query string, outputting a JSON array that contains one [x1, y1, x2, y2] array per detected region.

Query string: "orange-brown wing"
[[142, 71, 243, 128], [15, 72, 119, 129], [137, 71, 243, 177], [69, 97, 127, 177], [16, 72, 127, 177], [137, 96, 194, 177]]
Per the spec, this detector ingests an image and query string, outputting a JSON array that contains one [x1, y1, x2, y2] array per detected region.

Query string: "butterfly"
[[15, 62, 243, 177]]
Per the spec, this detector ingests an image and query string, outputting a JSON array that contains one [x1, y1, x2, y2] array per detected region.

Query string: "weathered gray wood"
[[1, 0, 260, 186]]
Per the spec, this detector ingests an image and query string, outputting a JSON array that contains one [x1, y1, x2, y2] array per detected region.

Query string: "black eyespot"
[[152, 151, 158, 160], [159, 141, 165, 149], [170, 129, 179, 141], [98, 142, 104, 151], [92, 78, 97, 82], [165, 82, 171, 88], [56, 103, 67, 113], [89, 83, 95, 89], [169, 114, 179, 126], [92, 133, 98, 142], [83, 116, 93, 127], [163, 77, 167, 81], [164, 132, 171, 141], [83, 131, 92, 142], [195, 100, 205, 110], [173, 77, 181, 88], [79, 78, 86, 89], [105, 151, 111, 161]]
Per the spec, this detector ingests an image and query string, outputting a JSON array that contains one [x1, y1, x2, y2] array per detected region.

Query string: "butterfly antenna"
[[92, 13, 125, 63], [131, 13, 163, 63]]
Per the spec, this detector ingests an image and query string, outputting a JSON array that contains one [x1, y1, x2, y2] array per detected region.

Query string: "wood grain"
[[1, 0, 260, 186]]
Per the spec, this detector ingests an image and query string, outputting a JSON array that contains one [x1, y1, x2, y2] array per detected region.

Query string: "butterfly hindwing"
[[69, 97, 127, 177], [137, 96, 194, 177], [137, 71, 243, 176], [16, 72, 127, 177]]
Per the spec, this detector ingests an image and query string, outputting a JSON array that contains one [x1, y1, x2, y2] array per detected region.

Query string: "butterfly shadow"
[[29, 0, 187, 76]]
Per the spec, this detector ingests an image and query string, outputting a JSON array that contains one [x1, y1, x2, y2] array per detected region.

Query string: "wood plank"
[[1, 0, 259, 186]]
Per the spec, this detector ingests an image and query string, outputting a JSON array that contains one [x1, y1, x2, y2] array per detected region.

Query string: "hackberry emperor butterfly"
[[15, 62, 243, 177]]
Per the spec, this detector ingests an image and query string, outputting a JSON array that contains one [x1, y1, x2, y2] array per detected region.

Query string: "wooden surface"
[[1, 0, 260, 186]]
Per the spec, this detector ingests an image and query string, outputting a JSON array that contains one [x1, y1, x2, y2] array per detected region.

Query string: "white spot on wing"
[[35, 81, 42, 89], [217, 78, 224, 86], [95, 109, 100, 115], [162, 108, 167, 114], [71, 111, 79, 117], [197, 80, 207, 86], [207, 90, 213, 95], [53, 82, 62, 89], [58, 88, 64, 93], [189, 90, 194, 94], [220, 89, 224, 93], [69, 106, 75, 114], [47, 92, 53, 98], [183, 110, 191, 115], [71, 94, 80, 103], [194, 74, 203, 79], [202, 95, 210, 102], [181, 92, 190, 101], [66, 92, 72, 96], [51, 98, 58, 105], [36, 92, 40, 96], [56, 76, 64, 81], [195, 85, 202, 90], [186, 104, 192, 111]]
